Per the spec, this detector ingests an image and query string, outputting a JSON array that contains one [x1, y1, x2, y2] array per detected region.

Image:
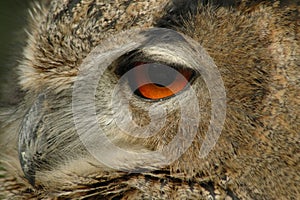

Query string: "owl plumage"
[[0, 0, 299, 199]]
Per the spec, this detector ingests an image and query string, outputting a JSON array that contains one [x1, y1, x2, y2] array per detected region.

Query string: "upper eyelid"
[[114, 49, 198, 77]]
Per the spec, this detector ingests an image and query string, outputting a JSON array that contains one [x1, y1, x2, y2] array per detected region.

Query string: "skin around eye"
[[131, 63, 194, 100]]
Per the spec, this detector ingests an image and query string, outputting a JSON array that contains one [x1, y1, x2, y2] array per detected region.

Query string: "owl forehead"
[[47, 0, 169, 33], [43, 0, 171, 52], [20, 0, 178, 91]]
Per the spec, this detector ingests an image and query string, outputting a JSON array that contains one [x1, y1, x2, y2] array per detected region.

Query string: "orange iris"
[[132, 63, 193, 100]]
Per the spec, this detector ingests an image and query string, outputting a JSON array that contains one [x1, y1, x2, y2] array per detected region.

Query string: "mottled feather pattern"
[[0, 0, 299, 199]]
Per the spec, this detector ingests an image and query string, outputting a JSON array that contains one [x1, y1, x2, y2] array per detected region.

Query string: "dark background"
[[0, 0, 32, 106]]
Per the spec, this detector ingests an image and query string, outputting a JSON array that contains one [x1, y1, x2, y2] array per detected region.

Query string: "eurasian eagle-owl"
[[0, 0, 299, 199]]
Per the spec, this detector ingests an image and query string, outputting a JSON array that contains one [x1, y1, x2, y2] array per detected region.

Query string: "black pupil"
[[147, 64, 178, 87]]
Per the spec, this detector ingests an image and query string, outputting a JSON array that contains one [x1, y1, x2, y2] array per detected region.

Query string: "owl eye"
[[128, 62, 195, 100]]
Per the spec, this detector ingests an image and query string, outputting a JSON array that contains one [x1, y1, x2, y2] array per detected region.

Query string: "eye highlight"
[[129, 62, 194, 100]]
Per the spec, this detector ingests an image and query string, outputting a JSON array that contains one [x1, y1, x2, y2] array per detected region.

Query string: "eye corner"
[[114, 50, 144, 76]]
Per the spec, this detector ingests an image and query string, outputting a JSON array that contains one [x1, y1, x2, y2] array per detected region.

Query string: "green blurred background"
[[0, 0, 33, 106]]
